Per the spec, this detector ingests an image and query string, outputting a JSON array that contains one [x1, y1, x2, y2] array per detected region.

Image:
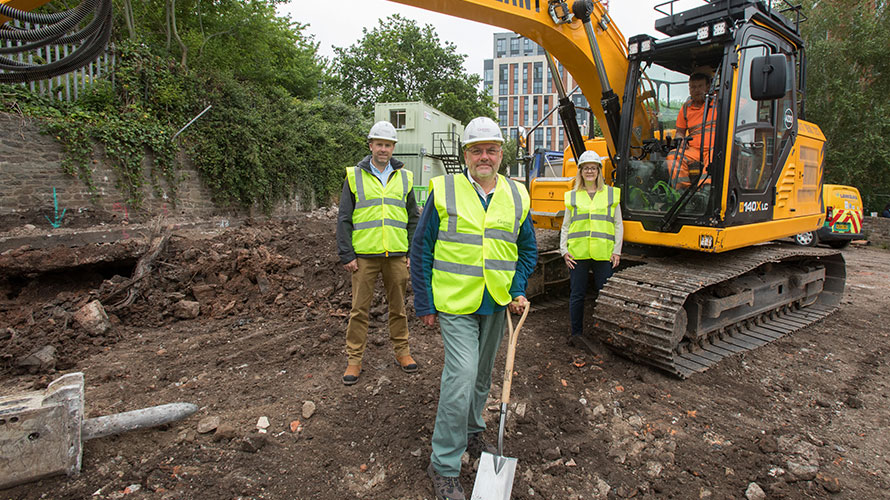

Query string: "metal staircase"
[[427, 132, 464, 174]]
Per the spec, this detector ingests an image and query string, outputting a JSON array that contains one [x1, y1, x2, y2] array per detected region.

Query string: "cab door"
[[723, 26, 796, 226]]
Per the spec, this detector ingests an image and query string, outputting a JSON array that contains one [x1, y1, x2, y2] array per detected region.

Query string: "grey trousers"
[[429, 310, 507, 477]]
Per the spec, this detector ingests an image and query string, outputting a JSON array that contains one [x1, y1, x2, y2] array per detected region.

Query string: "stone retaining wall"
[[863, 216, 890, 248], [0, 113, 304, 228]]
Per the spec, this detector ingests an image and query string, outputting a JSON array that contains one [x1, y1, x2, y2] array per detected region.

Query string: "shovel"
[[471, 301, 530, 500]]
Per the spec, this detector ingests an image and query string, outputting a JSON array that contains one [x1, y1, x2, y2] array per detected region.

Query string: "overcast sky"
[[278, 1, 705, 78]]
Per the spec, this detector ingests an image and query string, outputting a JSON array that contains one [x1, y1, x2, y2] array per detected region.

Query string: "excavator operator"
[[668, 72, 716, 190]]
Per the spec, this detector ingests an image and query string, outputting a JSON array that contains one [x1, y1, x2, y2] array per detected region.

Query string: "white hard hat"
[[462, 117, 504, 147], [368, 121, 398, 143], [578, 150, 603, 166]]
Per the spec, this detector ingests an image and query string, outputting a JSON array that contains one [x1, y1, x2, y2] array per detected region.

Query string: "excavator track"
[[590, 244, 845, 378]]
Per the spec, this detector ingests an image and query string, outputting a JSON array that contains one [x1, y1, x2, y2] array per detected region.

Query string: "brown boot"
[[397, 354, 418, 373], [343, 363, 361, 386]]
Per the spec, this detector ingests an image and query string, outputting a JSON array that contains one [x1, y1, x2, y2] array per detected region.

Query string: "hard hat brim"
[[368, 136, 398, 143], [462, 138, 504, 147]]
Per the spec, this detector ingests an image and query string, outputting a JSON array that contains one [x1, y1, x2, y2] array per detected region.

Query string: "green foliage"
[[801, 0, 890, 211], [501, 138, 520, 176], [329, 15, 495, 124], [117, 0, 324, 98], [187, 73, 367, 210]]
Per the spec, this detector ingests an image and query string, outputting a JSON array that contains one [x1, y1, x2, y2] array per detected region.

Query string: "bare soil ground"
[[2, 210, 889, 499]]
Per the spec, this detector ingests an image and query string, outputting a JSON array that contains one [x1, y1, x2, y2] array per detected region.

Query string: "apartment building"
[[483, 32, 591, 153]]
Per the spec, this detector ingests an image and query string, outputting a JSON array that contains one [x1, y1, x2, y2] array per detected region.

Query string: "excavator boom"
[[389, 0, 640, 154]]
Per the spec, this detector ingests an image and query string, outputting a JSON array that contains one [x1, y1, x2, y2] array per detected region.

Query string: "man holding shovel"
[[410, 117, 537, 500]]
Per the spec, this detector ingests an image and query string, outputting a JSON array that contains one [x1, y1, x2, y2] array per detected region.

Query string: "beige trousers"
[[345, 256, 410, 365]]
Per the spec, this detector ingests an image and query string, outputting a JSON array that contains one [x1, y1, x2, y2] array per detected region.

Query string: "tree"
[[801, 0, 890, 210], [115, 0, 324, 98], [329, 15, 494, 124]]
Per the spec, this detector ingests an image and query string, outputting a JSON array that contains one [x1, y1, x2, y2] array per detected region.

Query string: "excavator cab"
[[614, 0, 820, 251]]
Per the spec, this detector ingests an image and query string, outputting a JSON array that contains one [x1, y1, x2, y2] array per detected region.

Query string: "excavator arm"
[[388, 0, 652, 158]]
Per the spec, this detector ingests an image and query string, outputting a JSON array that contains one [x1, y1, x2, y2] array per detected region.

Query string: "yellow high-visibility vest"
[[565, 186, 620, 261], [430, 173, 530, 314], [346, 166, 413, 254]]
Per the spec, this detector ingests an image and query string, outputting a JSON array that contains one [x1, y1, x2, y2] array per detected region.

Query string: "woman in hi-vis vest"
[[560, 150, 623, 345]]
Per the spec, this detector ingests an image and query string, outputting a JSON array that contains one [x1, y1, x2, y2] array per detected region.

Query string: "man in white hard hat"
[[410, 116, 537, 499], [336, 120, 420, 386]]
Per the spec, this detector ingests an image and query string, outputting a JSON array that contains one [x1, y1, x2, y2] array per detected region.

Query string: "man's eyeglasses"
[[580, 166, 599, 172], [467, 147, 502, 156]]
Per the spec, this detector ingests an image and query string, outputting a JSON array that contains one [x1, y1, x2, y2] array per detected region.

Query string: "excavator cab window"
[[731, 33, 796, 195], [623, 61, 716, 217]]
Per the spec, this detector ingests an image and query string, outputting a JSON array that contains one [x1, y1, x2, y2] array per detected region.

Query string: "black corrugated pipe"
[[0, 0, 112, 83]]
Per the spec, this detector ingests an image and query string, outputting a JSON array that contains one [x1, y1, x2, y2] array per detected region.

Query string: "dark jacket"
[[336, 155, 419, 264]]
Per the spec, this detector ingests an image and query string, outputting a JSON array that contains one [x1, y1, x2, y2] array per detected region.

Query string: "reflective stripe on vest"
[[565, 186, 620, 261], [346, 166, 413, 254], [430, 173, 530, 314]]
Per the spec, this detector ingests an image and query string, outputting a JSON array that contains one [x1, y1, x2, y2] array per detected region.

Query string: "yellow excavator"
[[390, 0, 844, 377]]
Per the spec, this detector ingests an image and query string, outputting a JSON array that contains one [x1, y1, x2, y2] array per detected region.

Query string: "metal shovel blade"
[[470, 451, 517, 500]]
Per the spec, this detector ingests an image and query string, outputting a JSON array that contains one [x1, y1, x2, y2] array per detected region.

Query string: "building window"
[[543, 96, 551, 122], [498, 64, 508, 95], [546, 127, 553, 149], [498, 98, 508, 126], [496, 38, 506, 57], [523, 65, 529, 94], [533, 62, 543, 94], [522, 96, 531, 125], [534, 129, 544, 149], [512, 65, 519, 94], [523, 38, 534, 56], [558, 128, 564, 149], [512, 97, 519, 125], [390, 110, 406, 129], [532, 98, 539, 123], [510, 37, 519, 56]]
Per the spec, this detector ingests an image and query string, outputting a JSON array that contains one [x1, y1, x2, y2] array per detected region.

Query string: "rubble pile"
[[0, 213, 399, 375]]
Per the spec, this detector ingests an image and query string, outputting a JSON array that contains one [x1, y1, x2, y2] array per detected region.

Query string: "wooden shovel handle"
[[501, 301, 530, 405]]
